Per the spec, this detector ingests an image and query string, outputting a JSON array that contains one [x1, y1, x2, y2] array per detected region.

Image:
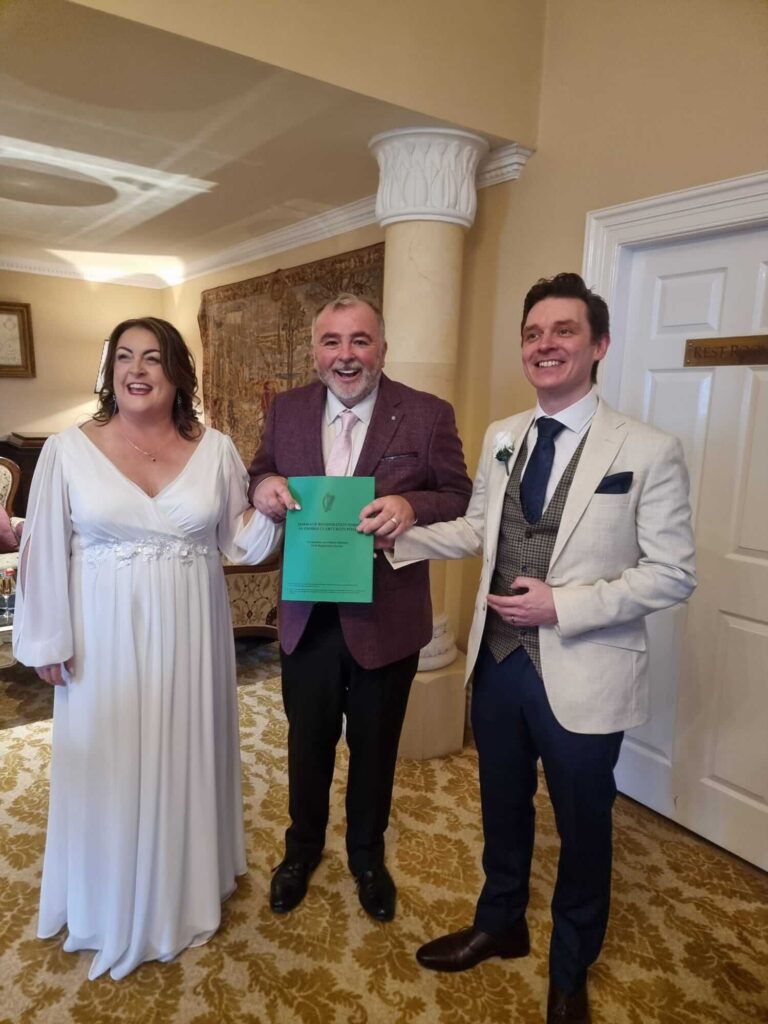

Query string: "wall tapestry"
[[198, 243, 384, 463]]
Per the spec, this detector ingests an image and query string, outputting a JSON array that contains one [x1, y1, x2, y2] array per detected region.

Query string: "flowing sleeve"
[[12, 435, 75, 667], [216, 434, 281, 564]]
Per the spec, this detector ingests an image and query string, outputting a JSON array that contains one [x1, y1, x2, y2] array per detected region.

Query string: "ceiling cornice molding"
[[478, 142, 534, 188], [0, 144, 533, 288], [182, 195, 378, 283], [0, 256, 172, 289]]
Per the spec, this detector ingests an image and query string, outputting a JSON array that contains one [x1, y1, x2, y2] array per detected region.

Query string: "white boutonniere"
[[492, 431, 515, 475]]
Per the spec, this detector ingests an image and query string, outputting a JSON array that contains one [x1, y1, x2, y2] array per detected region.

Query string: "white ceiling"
[[0, 0, 491, 287]]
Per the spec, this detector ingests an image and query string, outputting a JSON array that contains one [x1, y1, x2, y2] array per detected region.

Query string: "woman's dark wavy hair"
[[93, 317, 201, 439]]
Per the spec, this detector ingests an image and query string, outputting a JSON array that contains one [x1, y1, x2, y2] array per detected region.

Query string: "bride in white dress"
[[13, 317, 278, 980]]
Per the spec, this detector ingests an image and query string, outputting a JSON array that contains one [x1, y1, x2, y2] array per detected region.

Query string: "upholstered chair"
[[0, 458, 21, 515]]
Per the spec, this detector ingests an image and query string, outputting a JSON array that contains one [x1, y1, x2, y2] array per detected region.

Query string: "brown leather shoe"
[[416, 921, 530, 972], [546, 980, 591, 1023]]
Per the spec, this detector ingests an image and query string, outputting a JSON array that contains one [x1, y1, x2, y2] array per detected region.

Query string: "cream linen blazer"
[[393, 400, 696, 734]]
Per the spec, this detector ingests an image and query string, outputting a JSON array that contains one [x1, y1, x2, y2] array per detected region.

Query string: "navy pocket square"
[[595, 471, 633, 494]]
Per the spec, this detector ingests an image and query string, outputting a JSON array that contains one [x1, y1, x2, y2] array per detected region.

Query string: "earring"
[[112, 394, 118, 414], [176, 391, 183, 410]]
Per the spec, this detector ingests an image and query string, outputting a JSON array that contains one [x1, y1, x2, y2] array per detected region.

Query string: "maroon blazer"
[[248, 375, 471, 669]]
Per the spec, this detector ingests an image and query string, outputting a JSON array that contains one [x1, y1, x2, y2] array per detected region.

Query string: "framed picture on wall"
[[0, 302, 36, 378]]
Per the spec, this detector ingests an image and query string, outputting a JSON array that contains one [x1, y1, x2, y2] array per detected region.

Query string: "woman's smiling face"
[[113, 326, 175, 418]]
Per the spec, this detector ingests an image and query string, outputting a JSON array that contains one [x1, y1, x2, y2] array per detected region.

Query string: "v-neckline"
[[77, 424, 209, 500]]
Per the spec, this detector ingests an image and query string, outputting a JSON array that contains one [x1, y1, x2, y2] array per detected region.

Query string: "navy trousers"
[[471, 643, 623, 993]]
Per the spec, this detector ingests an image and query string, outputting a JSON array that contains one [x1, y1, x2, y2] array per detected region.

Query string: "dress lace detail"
[[81, 537, 210, 567]]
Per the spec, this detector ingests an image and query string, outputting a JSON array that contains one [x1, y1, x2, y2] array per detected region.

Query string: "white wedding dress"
[[13, 425, 277, 980]]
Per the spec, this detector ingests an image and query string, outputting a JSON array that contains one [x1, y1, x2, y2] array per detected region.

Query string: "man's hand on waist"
[[487, 577, 558, 627]]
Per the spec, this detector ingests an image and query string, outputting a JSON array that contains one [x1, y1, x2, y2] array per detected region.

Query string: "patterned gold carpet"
[[1, 641, 766, 1024]]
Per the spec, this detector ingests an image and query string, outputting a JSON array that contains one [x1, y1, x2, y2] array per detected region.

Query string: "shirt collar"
[[534, 387, 598, 434], [325, 384, 379, 426]]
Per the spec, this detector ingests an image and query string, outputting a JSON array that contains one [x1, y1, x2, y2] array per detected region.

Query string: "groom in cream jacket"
[[383, 273, 696, 1024]]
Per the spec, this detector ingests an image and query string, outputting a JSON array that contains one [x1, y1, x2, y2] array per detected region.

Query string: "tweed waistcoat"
[[485, 430, 589, 675]]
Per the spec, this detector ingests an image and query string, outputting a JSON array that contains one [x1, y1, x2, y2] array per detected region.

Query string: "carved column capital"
[[369, 127, 489, 229]]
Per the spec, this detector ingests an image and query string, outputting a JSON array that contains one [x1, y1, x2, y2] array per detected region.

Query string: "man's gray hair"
[[311, 293, 386, 340]]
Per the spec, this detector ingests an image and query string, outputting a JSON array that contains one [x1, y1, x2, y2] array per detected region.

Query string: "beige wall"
[[0, 272, 163, 436], [74, 0, 544, 144], [450, 0, 768, 640], [484, 0, 768, 418]]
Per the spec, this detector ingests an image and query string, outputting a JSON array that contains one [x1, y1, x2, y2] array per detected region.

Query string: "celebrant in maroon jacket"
[[248, 293, 471, 922]]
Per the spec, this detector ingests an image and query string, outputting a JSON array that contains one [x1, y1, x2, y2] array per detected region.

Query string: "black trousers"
[[280, 603, 418, 876], [471, 643, 624, 994]]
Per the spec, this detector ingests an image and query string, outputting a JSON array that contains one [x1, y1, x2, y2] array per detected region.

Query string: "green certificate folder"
[[282, 476, 375, 603]]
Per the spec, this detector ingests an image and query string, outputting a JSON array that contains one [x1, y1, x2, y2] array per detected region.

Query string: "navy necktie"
[[520, 417, 567, 523]]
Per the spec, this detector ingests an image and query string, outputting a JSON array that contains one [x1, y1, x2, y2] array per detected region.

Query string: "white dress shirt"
[[522, 388, 598, 510], [321, 386, 379, 475]]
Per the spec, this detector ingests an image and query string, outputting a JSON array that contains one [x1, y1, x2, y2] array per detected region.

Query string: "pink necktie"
[[325, 408, 358, 476]]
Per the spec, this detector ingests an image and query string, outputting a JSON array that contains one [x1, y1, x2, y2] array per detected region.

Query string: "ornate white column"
[[369, 128, 487, 756], [372, 127, 488, 227], [370, 128, 488, 402]]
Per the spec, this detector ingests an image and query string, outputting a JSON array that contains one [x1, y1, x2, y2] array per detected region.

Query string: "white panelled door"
[[610, 226, 768, 869]]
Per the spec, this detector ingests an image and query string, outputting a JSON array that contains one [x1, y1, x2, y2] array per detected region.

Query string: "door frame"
[[581, 171, 768, 840], [582, 170, 768, 406]]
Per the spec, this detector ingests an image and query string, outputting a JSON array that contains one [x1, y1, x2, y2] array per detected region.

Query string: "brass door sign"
[[684, 336, 768, 366]]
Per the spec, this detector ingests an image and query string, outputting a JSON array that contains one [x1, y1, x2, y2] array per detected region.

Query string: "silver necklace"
[[119, 428, 175, 463]]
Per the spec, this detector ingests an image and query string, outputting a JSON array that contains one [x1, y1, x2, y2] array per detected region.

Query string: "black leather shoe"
[[269, 859, 319, 913], [355, 865, 396, 921], [546, 980, 590, 1023], [416, 921, 530, 972]]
